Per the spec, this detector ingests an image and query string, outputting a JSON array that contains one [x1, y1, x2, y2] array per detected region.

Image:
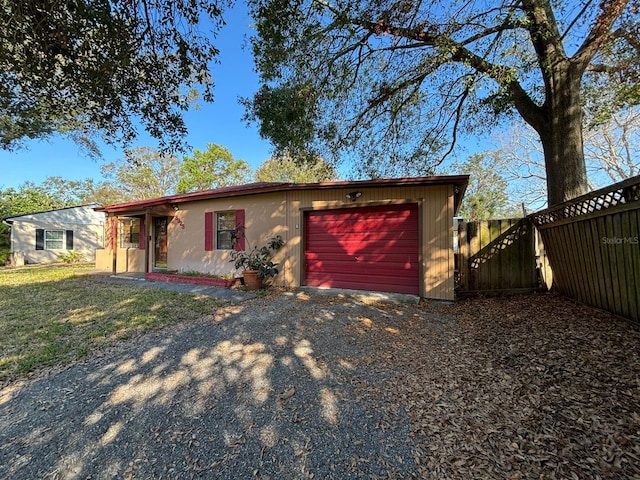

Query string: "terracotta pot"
[[242, 270, 263, 290]]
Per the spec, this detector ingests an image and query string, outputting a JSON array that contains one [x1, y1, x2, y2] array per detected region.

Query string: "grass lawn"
[[0, 264, 227, 384]]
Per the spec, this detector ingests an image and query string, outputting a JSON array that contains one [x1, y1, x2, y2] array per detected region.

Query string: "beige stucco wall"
[[282, 185, 455, 300], [168, 185, 454, 299], [96, 215, 161, 273], [95, 249, 112, 271], [167, 192, 287, 277], [99, 184, 456, 300], [116, 248, 146, 273]]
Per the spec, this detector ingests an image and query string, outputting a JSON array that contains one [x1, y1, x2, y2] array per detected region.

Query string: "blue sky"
[[0, 4, 274, 190], [0, 3, 499, 192]]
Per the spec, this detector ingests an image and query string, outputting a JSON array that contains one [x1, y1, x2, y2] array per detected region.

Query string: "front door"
[[154, 217, 168, 269]]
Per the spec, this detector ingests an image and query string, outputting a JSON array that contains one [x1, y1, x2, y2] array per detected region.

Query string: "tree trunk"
[[537, 64, 589, 207]]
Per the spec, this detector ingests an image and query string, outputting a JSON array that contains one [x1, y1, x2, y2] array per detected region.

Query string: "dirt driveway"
[[1, 290, 638, 479]]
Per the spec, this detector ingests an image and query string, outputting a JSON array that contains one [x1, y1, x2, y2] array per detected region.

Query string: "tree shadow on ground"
[[0, 292, 429, 479]]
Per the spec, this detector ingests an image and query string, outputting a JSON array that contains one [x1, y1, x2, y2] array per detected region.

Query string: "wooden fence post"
[[457, 219, 468, 292]]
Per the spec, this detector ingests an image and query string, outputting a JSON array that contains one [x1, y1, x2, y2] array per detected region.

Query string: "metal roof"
[[94, 176, 469, 214]]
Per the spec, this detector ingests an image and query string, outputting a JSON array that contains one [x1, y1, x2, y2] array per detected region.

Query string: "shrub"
[[229, 235, 284, 279], [57, 251, 85, 264], [0, 245, 9, 266]]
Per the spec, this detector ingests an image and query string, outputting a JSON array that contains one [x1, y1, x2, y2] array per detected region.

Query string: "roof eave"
[[95, 176, 470, 214]]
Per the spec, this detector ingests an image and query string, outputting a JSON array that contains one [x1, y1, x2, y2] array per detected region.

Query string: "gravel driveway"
[[0, 291, 431, 479], [1, 289, 638, 479]]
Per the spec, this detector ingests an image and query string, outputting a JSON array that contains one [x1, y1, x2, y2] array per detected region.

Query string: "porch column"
[[144, 209, 151, 273]]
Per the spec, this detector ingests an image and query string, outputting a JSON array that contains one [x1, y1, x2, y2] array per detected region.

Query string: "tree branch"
[[351, 14, 546, 129], [439, 81, 471, 163], [573, 0, 630, 70], [560, 0, 595, 42], [586, 62, 629, 73], [521, 0, 566, 64]]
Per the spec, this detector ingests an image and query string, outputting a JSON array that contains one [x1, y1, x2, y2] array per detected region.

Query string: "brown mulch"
[[0, 289, 638, 479], [354, 292, 640, 479]]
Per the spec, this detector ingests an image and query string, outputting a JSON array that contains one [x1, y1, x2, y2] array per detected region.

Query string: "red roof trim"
[[94, 176, 469, 214]]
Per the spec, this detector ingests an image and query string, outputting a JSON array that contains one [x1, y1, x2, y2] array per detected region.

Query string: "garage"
[[98, 176, 467, 300], [304, 203, 420, 295]]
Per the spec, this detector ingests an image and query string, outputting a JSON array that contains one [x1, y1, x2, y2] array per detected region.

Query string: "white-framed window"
[[45, 230, 64, 250], [36, 229, 73, 251], [216, 211, 236, 250], [119, 218, 140, 248]]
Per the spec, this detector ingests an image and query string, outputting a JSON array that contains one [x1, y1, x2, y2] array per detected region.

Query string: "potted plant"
[[229, 234, 284, 290]]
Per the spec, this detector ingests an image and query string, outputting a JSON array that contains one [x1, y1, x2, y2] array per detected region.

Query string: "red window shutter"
[[234, 209, 245, 251], [139, 217, 146, 250], [204, 212, 213, 251]]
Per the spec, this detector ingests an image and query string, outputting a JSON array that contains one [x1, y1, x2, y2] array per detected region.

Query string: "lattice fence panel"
[[531, 177, 640, 227]]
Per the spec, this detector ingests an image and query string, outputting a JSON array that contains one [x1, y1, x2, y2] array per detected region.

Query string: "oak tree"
[[246, 0, 639, 206], [101, 146, 181, 201], [0, 0, 229, 152], [491, 104, 640, 210], [452, 153, 516, 221], [255, 155, 339, 183], [176, 143, 253, 193]]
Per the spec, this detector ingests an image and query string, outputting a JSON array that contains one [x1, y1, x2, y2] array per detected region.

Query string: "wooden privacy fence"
[[529, 176, 640, 324], [456, 218, 544, 295]]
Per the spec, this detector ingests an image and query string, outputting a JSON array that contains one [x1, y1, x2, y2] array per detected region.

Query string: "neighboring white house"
[[3, 204, 106, 265]]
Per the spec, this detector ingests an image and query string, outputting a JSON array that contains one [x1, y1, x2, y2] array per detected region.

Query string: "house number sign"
[[173, 216, 185, 229]]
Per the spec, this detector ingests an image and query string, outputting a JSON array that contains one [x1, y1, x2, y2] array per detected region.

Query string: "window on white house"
[[45, 230, 64, 250], [216, 212, 236, 250], [119, 218, 140, 248], [36, 229, 73, 250]]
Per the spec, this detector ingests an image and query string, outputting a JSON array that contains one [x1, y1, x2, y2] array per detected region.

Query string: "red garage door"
[[304, 204, 420, 295]]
